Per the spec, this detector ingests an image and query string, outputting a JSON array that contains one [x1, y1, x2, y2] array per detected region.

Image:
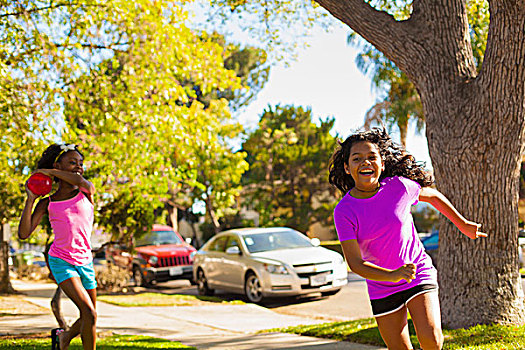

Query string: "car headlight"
[[189, 251, 197, 261], [148, 256, 158, 265], [263, 263, 289, 275]]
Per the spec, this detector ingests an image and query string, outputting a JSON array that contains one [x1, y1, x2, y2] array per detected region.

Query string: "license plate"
[[169, 266, 183, 276], [310, 272, 332, 287]]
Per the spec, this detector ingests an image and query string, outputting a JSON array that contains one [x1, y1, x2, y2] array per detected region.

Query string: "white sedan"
[[192, 227, 348, 303]]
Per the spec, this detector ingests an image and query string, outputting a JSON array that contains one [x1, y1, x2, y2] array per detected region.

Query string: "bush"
[[95, 263, 130, 293], [15, 264, 52, 282]]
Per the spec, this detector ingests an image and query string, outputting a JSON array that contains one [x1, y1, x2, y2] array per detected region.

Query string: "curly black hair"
[[328, 128, 433, 195], [36, 144, 83, 170]]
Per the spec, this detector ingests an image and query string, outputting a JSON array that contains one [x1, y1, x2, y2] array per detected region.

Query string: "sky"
[[234, 22, 432, 167]]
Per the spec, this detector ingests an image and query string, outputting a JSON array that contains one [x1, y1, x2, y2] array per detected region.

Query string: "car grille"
[[292, 261, 334, 289], [158, 255, 191, 267]]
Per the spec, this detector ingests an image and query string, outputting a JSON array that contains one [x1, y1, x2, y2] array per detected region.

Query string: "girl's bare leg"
[[58, 277, 97, 350], [375, 306, 413, 350], [407, 291, 443, 350]]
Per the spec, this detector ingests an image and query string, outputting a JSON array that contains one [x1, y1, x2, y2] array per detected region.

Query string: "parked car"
[[192, 227, 348, 303], [108, 224, 196, 287], [420, 231, 439, 261], [519, 229, 525, 269]]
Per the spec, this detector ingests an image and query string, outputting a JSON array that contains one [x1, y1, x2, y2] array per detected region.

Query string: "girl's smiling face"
[[344, 141, 384, 190], [55, 151, 84, 176]]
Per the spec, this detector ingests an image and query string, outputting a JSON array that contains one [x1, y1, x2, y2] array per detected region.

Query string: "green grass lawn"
[[98, 292, 244, 307], [272, 318, 525, 350], [0, 334, 195, 349]]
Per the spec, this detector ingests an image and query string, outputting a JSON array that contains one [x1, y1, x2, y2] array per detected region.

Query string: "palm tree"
[[349, 34, 424, 147]]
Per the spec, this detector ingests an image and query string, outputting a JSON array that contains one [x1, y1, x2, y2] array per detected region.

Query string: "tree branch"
[[1, 3, 72, 18], [315, 0, 478, 87], [314, 0, 416, 74], [0, 2, 106, 18], [479, 1, 525, 91]]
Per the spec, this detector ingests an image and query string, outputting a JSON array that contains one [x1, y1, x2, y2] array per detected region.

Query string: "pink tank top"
[[48, 191, 94, 265]]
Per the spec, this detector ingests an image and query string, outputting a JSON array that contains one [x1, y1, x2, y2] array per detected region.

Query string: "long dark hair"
[[36, 144, 83, 170], [328, 128, 433, 195]]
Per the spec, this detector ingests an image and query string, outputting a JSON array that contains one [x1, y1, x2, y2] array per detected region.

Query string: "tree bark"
[[315, 0, 525, 327], [397, 119, 408, 148], [0, 242, 15, 294], [167, 204, 178, 232], [205, 195, 220, 234]]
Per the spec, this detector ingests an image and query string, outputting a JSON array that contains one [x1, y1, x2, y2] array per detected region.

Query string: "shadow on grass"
[[97, 292, 245, 306], [273, 318, 427, 348]]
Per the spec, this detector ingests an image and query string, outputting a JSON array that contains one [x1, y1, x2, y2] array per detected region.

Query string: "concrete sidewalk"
[[1, 280, 386, 350]]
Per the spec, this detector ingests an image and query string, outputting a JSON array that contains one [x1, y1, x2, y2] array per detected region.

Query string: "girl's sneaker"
[[51, 328, 64, 350]]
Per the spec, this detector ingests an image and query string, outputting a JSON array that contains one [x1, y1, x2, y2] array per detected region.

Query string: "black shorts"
[[370, 284, 438, 317]]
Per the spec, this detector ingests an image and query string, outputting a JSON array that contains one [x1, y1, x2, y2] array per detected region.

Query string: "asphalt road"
[[149, 273, 525, 322], [148, 272, 373, 322]]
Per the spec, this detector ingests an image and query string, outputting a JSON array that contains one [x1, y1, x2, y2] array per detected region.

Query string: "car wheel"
[[197, 269, 214, 296], [244, 272, 263, 303], [133, 266, 145, 287], [321, 288, 342, 297]]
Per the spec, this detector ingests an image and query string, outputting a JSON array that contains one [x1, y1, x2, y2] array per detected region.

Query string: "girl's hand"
[[460, 221, 488, 240], [390, 263, 416, 283], [24, 180, 39, 200]]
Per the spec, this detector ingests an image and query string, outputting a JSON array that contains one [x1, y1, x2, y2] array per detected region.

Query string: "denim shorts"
[[48, 256, 97, 290], [370, 284, 438, 317]]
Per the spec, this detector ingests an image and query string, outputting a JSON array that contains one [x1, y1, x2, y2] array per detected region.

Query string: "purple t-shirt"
[[334, 176, 437, 300]]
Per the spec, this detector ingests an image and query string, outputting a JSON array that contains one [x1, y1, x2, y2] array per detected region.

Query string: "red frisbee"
[[27, 173, 52, 196]]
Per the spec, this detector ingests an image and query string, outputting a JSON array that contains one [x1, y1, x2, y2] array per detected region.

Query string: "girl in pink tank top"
[[18, 144, 97, 350]]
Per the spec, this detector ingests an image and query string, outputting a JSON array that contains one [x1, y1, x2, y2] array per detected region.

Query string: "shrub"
[[15, 264, 52, 282], [95, 263, 130, 293]]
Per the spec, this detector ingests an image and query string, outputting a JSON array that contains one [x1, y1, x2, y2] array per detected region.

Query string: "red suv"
[[131, 224, 196, 287]]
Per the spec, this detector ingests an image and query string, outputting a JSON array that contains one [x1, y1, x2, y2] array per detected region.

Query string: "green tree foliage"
[[1, 1, 251, 244], [175, 101, 249, 235], [194, 33, 270, 111], [242, 105, 338, 233], [0, 0, 60, 225], [207, 0, 331, 62], [59, 2, 250, 241]]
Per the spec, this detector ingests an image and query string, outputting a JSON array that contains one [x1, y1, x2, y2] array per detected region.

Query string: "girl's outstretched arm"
[[419, 187, 487, 239], [341, 239, 416, 283]]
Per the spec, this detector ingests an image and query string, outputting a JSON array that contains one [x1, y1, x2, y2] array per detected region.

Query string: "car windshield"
[[136, 230, 183, 247], [243, 230, 313, 253]]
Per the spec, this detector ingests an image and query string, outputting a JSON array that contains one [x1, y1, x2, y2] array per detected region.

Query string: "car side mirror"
[[225, 246, 241, 255], [310, 238, 321, 247]]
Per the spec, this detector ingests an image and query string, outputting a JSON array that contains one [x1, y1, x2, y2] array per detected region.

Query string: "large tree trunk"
[[315, 0, 525, 327], [0, 224, 14, 294], [0, 242, 15, 294]]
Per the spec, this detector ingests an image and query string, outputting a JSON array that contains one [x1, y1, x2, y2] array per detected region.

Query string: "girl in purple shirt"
[[329, 129, 486, 350], [18, 144, 97, 350]]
